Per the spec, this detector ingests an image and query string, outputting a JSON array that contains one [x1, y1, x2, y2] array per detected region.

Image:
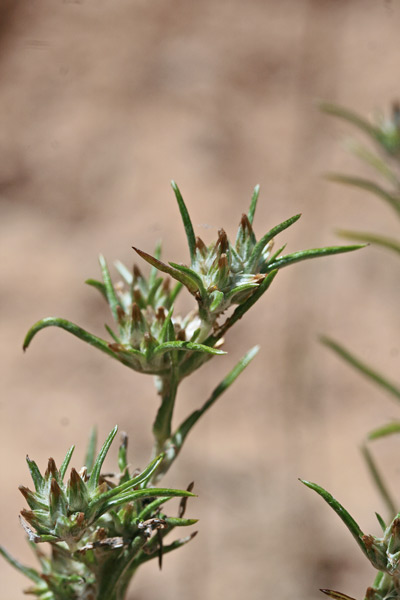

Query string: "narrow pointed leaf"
[[300, 479, 367, 557], [248, 214, 301, 270], [85, 279, 107, 300], [26, 456, 43, 492], [320, 590, 357, 600], [174, 346, 259, 449], [349, 141, 399, 186], [210, 290, 225, 312], [114, 260, 133, 284], [133, 247, 198, 293], [99, 255, 122, 321], [375, 513, 387, 532], [88, 426, 118, 490], [362, 444, 396, 519], [104, 324, 120, 343], [171, 181, 196, 263], [319, 102, 384, 143], [265, 244, 365, 273], [337, 230, 400, 255], [325, 174, 400, 217], [0, 545, 43, 584], [164, 517, 198, 527], [321, 337, 400, 402], [85, 427, 97, 472], [59, 445, 75, 481], [248, 184, 260, 225], [104, 488, 196, 512], [23, 318, 123, 362], [154, 341, 226, 357], [169, 262, 206, 297], [368, 422, 400, 441]]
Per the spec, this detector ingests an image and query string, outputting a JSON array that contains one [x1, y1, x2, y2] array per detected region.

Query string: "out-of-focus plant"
[[2, 182, 361, 599], [303, 103, 400, 600]]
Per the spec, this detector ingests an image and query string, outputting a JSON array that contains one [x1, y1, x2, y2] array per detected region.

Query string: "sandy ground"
[[1, 1, 400, 599]]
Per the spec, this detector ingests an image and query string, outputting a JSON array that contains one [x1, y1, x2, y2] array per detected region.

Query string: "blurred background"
[[1, 1, 400, 598]]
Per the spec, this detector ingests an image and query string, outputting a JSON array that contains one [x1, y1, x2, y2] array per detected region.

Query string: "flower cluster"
[[1, 427, 196, 599]]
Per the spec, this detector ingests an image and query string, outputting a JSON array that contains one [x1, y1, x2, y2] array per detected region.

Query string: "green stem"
[[152, 373, 179, 459]]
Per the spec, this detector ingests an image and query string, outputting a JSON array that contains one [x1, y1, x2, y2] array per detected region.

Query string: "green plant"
[[303, 103, 400, 600], [2, 182, 361, 599]]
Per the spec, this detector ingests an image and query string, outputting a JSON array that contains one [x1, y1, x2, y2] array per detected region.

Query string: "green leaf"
[[153, 341, 226, 357], [248, 214, 301, 271], [210, 290, 225, 312], [173, 346, 259, 450], [265, 244, 365, 273], [133, 247, 198, 294], [59, 445, 75, 481], [319, 102, 384, 144], [368, 422, 400, 441], [85, 427, 97, 473], [103, 488, 196, 513], [321, 336, 400, 403], [23, 317, 121, 359], [164, 517, 198, 527], [348, 140, 399, 187], [114, 260, 133, 285], [169, 262, 206, 297], [0, 545, 43, 584], [26, 456, 44, 492], [325, 174, 400, 217], [375, 513, 386, 532], [248, 184, 260, 225], [337, 230, 400, 255], [99, 254, 122, 322], [88, 426, 118, 491], [118, 432, 129, 484], [362, 444, 396, 519], [85, 278, 107, 300], [171, 181, 196, 264], [300, 479, 368, 558]]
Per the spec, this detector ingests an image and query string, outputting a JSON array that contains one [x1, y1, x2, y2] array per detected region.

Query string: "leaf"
[[368, 422, 400, 441], [114, 260, 133, 285], [59, 445, 75, 481], [325, 174, 400, 217], [319, 102, 384, 145], [23, 317, 131, 365], [171, 181, 196, 263], [248, 214, 301, 271], [348, 140, 399, 187], [320, 589, 358, 600], [210, 290, 225, 312], [88, 426, 118, 491], [361, 444, 396, 519], [99, 254, 122, 322], [133, 247, 198, 293], [321, 336, 400, 403], [300, 479, 368, 558], [26, 456, 44, 492], [248, 184, 260, 225], [169, 262, 206, 297], [375, 513, 386, 532], [85, 427, 97, 473], [153, 341, 226, 357], [85, 278, 107, 300], [337, 230, 400, 255], [149, 241, 163, 288], [0, 545, 43, 584], [173, 346, 259, 449], [265, 244, 365, 273]]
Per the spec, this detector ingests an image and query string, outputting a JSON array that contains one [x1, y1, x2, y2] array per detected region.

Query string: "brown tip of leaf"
[[50, 479, 62, 497], [109, 343, 124, 352], [76, 512, 85, 525], [217, 229, 228, 253], [45, 458, 58, 478], [176, 328, 186, 341], [162, 277, 171, 292], [218, 254, 228, 270], [69, 468, 81, 485], [133, 264, 142, 279], [240, 213, 252, 232], [18, 486, 32, 500], [195, 236, 207, 253], [131, 303, 141, 322], [133, 289, 142, 304], [156, 307, 166, 323], [116, 305, 125, 322]]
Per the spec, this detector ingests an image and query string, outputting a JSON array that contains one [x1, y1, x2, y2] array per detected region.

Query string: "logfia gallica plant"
[[1, 183, 363, 599]]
